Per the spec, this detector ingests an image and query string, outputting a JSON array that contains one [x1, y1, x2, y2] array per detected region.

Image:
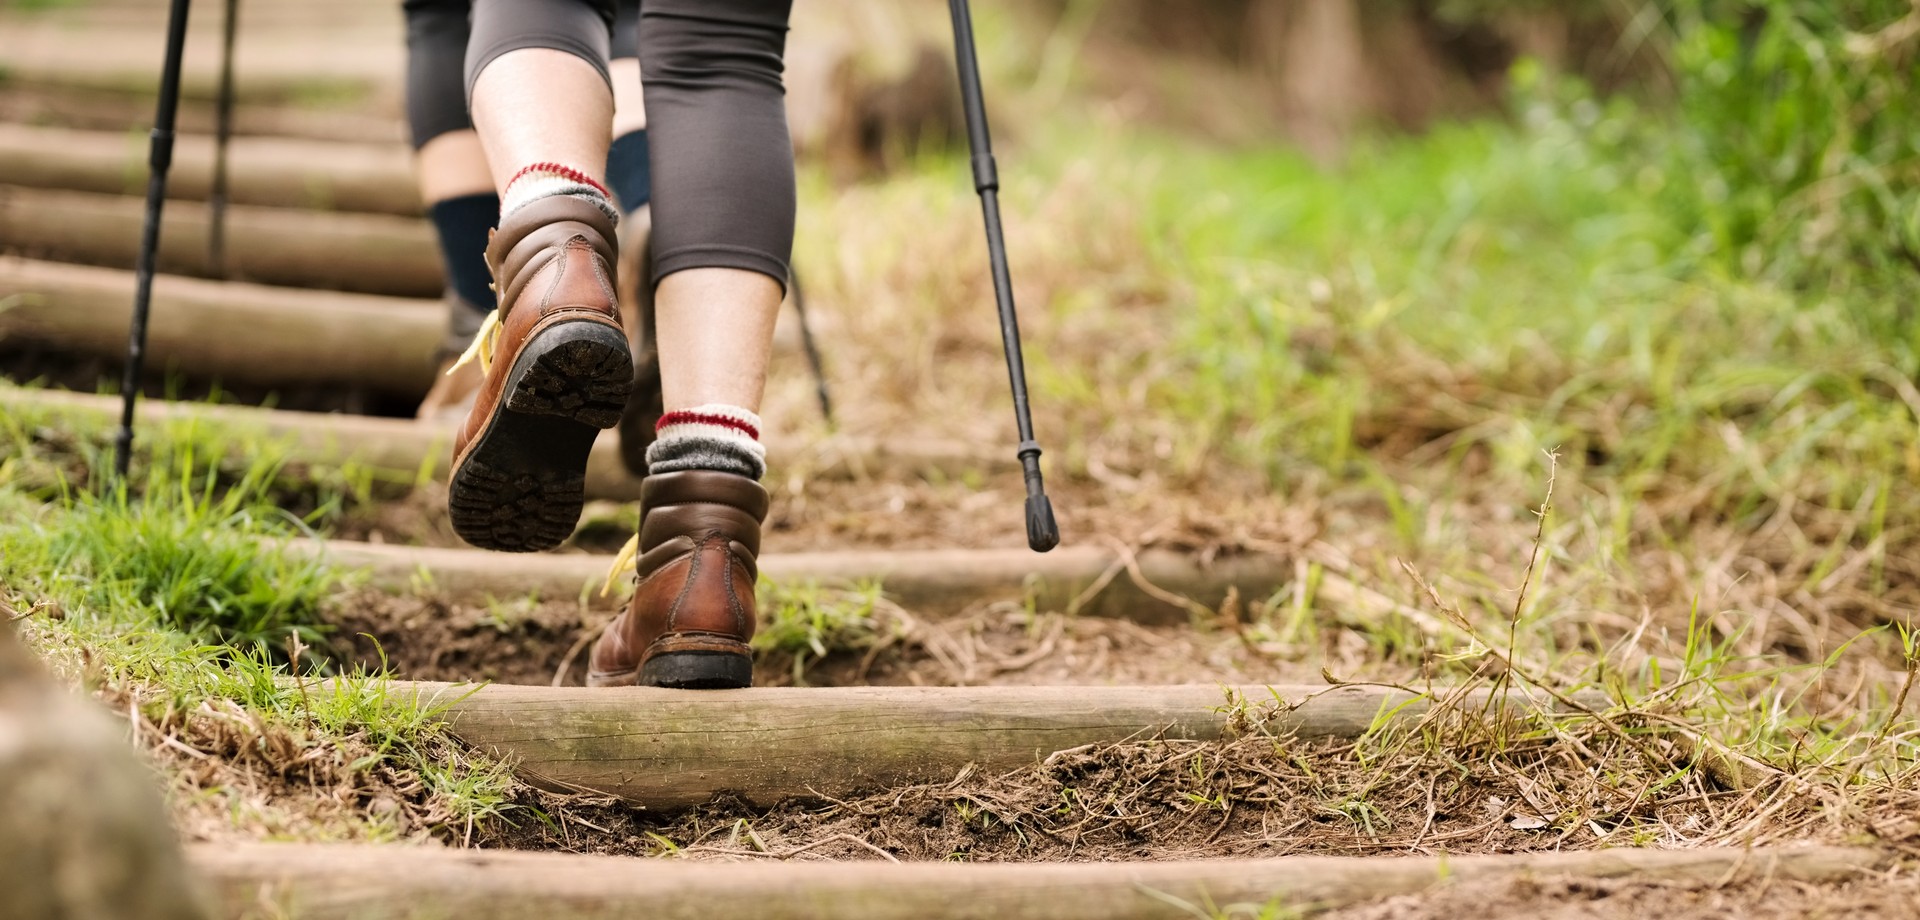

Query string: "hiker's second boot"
[[589, 470, 768, 689], [416, 289, 489, 424], [447, 195, 632, 552]]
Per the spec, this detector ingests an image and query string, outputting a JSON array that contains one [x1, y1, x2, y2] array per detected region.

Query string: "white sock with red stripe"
[[646, 404, 766, 480], [501, 161, 620, 224]]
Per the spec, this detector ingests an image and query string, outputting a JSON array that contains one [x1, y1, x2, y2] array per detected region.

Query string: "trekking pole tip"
[[1025, 493, 1060, 553]]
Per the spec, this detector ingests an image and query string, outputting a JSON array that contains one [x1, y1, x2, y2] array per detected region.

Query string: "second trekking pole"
[[114, 0, 194, 480], [947, 0, 1060, 553]]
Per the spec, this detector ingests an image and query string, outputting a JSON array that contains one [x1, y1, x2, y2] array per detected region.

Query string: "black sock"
[[607, 128, 652, 213], [427, 193, 499, 314]]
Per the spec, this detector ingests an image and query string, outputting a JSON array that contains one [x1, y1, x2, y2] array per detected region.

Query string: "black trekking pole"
[[208, 0, 242, 275], [114, 0, 193, 479], [947, 0, 1059, 553], [787, 269, 834, 426]]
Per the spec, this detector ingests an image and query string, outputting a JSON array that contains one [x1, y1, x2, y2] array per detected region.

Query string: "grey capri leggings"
[[402, 0, 796, 289]]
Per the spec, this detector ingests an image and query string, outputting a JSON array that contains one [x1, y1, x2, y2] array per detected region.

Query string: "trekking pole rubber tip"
[[1025, 494, 1060, 553]]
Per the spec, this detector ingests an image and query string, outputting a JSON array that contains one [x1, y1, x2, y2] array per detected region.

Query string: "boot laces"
[[446, 309, 502, 377], [601, 534, 640, 597]]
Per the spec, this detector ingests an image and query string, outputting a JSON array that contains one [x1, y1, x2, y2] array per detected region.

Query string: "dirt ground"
[[1324, 871, 1920, 919], [321, 586, 1310, 690], [10, 3, 1920, 915]]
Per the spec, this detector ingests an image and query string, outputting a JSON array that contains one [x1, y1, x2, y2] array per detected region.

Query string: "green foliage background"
[[1653, 0, 1920, 365]]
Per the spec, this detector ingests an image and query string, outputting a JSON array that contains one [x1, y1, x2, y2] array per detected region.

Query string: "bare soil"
[[319, 587, 1308, 690], [11, 7, 1920, 914]]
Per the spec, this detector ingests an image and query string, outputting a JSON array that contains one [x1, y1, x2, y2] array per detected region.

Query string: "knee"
[[637, 0, 790, 89], [465, 0, 616, 99]]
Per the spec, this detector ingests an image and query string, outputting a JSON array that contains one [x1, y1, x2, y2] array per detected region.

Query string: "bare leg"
[[655, 268, 782, 413], [411, 129, 495, 421], [610, 57, 647, 135], [470, 48, 613, 191], [414, 129, 493, 204]]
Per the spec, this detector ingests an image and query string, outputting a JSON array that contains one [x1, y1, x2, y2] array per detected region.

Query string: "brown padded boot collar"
[[489, 194, 618, 264], [637, 471, 769, 564], [641, 470, 771, 519], [487, 196, 618, 308]]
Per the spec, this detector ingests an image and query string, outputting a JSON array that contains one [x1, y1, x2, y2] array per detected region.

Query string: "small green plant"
[[752, 579, 895, 684]]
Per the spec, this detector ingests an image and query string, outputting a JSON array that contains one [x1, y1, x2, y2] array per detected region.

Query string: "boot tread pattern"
[[449, 320, 632, 552]]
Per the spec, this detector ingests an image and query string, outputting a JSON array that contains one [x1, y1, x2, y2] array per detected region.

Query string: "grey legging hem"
[[462, 0, 615, 100], [637, 0, 795, 291]]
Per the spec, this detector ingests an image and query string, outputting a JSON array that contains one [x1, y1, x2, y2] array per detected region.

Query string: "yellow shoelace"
[[446, 309, 502, 377], [600, 534, 641, 597]]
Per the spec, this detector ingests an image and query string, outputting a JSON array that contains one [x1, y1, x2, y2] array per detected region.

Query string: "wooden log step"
[[189, 841, 1885, 920], [0, 186, 441, 297], [0, 387, 1001, 500], [0, 81, 406, 146], [0, 20, 397, 106], [0, 124, 419, 216], [314, 540, 1283, 622], [368, 682, 1607, 809], [0, 256, 440, 394], [0, 256, 807, 395]]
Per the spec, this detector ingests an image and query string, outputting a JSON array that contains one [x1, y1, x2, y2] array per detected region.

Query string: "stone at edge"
[[0, 620, 212, 920]]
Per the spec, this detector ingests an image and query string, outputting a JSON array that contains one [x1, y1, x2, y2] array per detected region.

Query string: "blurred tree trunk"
[[0, 619, 210, 920], [1025, 0, 1652, 155], [1256, 0, 1369, 162]]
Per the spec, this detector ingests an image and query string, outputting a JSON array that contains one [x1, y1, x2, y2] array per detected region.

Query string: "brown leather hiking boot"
[[588, 470, 768, 689], [447, 196, 633, 552]]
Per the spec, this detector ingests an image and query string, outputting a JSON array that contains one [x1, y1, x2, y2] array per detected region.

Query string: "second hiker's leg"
[[445, 0, 633, 553], [402, 0, 497, 420], [608, 0, 667, 475], [589, 0, 793, 690]]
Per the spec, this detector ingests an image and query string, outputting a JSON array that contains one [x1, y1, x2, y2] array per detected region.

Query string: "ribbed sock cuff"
[[502, 161, 620, 224], [645, 404, 766, 480]]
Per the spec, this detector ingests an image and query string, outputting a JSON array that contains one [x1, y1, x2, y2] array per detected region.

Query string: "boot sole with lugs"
[[449, 319, 632, 552]]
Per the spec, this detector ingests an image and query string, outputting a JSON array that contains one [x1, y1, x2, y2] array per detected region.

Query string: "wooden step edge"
[[0, 255, 441, 393], [0, 185, 440, 297], [0, 253, 811, 395], [188, 841, 1887, 919], [310, 539, 1282, 623], [328, 681, 1617, 810], [0, 386, 1007, 501], [0, 123, 420, 216]]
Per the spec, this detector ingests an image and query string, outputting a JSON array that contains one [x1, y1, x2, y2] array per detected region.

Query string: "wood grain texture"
[[191, 841, 1887, 920], [385, 681, 1606, 808], [0, 124, 419, 216], [0, 387, 995, 500], [0, 256, 440, 393], [312, 539, 1287, 622], [0, 186, 440, 297], [1, 385, 459, 485]]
